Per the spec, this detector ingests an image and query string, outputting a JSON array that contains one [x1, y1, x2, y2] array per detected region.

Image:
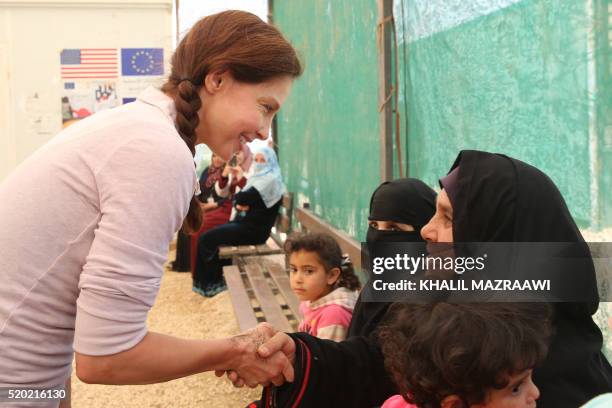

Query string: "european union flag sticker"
[[121, 48, 164, 76]]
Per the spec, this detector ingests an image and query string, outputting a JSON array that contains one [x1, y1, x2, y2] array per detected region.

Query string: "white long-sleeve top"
[[0, 87, 195, 404]]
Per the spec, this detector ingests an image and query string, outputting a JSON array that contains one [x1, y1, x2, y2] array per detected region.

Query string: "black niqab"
[[366, 178, 436, 243], [351, 178, 436, 338]]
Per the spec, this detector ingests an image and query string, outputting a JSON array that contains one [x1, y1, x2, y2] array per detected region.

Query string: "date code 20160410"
[[0, 387, 66, 401]]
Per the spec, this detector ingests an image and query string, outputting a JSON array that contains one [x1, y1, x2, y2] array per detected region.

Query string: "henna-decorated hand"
[[216, 323, 295, 388]]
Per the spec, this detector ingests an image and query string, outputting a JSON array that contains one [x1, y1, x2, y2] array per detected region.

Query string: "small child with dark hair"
[[378, 302, 552, 408], [285, 232, 361, 341]]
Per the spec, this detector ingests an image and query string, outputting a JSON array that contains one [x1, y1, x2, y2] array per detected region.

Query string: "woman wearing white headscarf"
[[194, 146, 285, 297]]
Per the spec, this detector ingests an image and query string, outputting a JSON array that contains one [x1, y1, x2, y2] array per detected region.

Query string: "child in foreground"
[[286, 232, 361, 341], [378, 302, 552, 408]]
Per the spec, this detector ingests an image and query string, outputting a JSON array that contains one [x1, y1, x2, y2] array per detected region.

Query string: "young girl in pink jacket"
[[286, 232, 361, 341]]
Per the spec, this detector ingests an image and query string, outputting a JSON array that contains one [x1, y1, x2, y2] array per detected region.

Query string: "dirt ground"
[[582, 227, 612, 242], [70, 251, 261, 408]]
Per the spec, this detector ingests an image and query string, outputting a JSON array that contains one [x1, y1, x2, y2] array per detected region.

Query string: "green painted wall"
[[273, 0, 380, 240], [594, 0, 611, 228], [394, 0, 611, 228], [273, 0, 610, 237], [273, 0, 611, 359]]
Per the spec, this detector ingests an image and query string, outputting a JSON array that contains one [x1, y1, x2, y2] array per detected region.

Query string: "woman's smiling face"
[[196, 72, 293, 160]]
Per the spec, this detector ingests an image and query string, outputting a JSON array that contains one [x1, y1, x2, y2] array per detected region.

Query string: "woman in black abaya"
[[252, 150, 611, 408], [425, 150, 611, 407], [349, 178, 436, 338]]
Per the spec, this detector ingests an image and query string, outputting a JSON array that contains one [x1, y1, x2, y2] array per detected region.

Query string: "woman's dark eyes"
[[369, 221, 401, 231]]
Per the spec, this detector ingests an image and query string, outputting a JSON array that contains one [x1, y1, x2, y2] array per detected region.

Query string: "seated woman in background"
[[194, 146, 284, 297], [190, 151, 250, 292], [349, 178, 436, 338], [217, 149, 250, 221], [286, 232, 361, 342]]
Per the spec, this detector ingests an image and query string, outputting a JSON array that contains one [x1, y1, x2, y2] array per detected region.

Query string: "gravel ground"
[[70, 252, 261, 408], [582, 228, 612, 242]]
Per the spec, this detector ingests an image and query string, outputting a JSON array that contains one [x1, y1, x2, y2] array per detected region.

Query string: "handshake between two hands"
[[216, 323, 296, 388]]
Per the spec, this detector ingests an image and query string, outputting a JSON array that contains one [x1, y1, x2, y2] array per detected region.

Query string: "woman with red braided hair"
[[0, 10, 301, 407]]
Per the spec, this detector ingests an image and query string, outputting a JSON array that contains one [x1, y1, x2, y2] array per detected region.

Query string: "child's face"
[[470, 369, 539, 408], [289, 250, 339, 302]]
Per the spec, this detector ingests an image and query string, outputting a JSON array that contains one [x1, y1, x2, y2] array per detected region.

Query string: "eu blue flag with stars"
[[121, 48, 164, 76]]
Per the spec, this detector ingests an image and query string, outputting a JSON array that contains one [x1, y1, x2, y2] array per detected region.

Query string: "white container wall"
[[0, 0, 173, 181]]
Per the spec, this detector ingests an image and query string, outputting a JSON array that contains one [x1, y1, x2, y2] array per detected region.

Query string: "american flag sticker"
[[60, 48, 118, 79]]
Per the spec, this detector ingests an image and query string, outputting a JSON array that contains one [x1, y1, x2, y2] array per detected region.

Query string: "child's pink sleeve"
[[381, 395, 418, 408], [297, 301, 311, 334], [314, 305, 353, 342]]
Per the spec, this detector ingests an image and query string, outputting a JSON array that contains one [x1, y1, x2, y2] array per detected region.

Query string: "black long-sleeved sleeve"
[[261, 332, 396, 407], [234, 186, 264, 207], [232, 187, 281, 235]]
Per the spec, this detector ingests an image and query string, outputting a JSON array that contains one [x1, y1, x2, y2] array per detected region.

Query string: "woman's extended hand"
[[235, 204, 250, 212], [220, 323, 295, 388]]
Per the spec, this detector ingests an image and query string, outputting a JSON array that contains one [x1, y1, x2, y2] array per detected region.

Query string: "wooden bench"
[[218, 193, 293, 260], [223, 254, 300, 332], [220, 193, 296, 332]]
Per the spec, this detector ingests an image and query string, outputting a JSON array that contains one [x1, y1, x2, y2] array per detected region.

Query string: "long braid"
[[174, 79, 202, 155], [165, 78, 203, 233]]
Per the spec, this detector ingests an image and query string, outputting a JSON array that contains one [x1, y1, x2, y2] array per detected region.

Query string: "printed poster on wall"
[[60, 48, 119, 127], [60, 47, 164, 127]]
